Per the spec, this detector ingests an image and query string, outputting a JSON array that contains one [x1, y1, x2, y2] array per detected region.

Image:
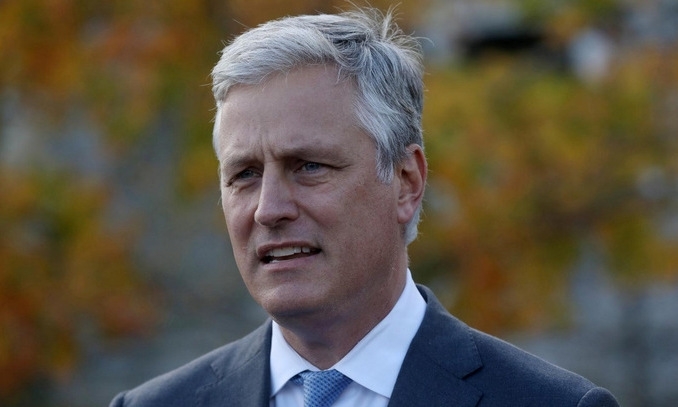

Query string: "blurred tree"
[[0, 169, 158, 401], [412, 43, 678, 333]]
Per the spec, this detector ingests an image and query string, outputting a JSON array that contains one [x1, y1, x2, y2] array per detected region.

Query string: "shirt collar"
[[269, 269, 426, 398]]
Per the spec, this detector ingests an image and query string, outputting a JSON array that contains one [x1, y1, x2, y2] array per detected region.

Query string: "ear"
[[396, 144, 427, 225]]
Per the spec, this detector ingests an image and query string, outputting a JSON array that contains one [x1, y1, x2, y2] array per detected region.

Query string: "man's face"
[[215, 65, 410, 324]]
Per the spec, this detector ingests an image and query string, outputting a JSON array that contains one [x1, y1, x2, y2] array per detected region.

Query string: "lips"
[[260, 245, 321, 264]]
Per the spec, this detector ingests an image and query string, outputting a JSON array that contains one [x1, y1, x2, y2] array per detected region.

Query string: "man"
[[111, 7, 619, 407]]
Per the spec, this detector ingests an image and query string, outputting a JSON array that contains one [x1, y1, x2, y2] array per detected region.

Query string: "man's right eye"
[[236, 169, 257, 179], [225, 168, 259, 187]]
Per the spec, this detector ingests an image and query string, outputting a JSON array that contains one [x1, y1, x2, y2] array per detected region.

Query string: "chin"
[[260, 292, 326, 322]]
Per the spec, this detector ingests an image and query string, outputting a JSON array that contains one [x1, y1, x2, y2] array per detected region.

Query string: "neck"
[[277, 268, 407, 369]]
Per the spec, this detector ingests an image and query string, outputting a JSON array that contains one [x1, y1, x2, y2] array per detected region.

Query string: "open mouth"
[[261, 246, 321, 264]]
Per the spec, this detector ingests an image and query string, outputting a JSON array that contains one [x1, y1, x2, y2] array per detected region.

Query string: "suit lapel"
[[193, 287, 483, 407], [388, 286, 483, 407], [195, 322, 272, 407]]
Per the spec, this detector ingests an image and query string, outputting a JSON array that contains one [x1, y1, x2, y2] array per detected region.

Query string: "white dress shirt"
[[269, 270, 426, 407]]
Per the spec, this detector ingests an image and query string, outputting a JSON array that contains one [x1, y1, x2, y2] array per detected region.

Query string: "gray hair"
[[211, 7, 425, 244]]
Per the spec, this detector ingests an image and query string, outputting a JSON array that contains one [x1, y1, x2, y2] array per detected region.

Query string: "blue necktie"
[[291, 369, 352, 407]]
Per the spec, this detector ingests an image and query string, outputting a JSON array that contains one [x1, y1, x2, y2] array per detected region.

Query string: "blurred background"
[[1, 0, 677, 405]]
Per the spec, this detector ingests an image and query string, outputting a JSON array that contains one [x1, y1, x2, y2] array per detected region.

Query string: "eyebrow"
[[219, 153, 254, 172], [220, 143, 346, 169]]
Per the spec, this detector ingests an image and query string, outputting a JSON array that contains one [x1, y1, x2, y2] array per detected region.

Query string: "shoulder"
[[109, 322, 271, 407], [468, 328, 618, 406], [415, 285, 618, 406]]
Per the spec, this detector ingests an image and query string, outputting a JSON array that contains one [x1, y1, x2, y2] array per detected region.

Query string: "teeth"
[[266, 246, 309, 258]]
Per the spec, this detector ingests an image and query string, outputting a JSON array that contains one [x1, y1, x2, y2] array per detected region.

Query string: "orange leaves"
[[0, 0, 221, 142], [413, 50, 678, 334], [0, 171, 158, 396]]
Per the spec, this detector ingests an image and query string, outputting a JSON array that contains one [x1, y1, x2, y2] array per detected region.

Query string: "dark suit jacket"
[[110, 285, 619, 406]]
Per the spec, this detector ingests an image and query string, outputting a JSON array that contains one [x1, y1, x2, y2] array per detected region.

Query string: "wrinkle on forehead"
[[214, 65, 360, 160], [213, 65, 359, 158]]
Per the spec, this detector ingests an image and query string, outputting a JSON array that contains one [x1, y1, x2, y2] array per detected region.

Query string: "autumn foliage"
[[0, 172, 157, 398], [412, 43, 678, 333]]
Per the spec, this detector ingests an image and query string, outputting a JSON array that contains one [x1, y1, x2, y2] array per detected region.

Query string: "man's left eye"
[[300, 162, 323, 172]]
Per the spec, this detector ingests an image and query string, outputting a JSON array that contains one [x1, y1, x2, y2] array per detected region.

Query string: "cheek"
[[222, 196, 254, 244], [319, 185, 396, 242], [351, 181, 398, 217], [224, 211, 248, 242]]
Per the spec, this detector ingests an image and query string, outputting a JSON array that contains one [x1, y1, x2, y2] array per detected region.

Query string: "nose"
[[254, 169, 299, 227]]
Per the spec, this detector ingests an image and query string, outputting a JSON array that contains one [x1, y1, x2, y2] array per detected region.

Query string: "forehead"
[[215, 65, 366, 160]]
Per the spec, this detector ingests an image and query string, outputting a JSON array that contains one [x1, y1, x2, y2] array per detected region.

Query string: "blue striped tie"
[[291, 369, 352, 407]]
